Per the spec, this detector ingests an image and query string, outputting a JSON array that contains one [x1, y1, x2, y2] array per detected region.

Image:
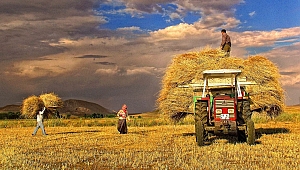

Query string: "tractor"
[[191, 69, 255, 146]]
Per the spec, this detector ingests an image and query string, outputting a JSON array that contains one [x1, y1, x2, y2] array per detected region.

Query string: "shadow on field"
[[255, 127, 290, 138], [55, 130, 102, 135], [182, 133, 195, 136], [181, 127, 290, 145], [130, 129, 158, 136]]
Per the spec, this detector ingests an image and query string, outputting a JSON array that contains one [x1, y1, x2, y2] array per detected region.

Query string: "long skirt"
[[117, 119, 127, 134]]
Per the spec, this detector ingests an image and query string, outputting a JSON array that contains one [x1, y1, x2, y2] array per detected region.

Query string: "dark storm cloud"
[[0, 0, 95, 16], [94, 62, 116, 65], [76, 54, 108, 59], [0, 0, 116, 106], [0, 0, 105, 61]]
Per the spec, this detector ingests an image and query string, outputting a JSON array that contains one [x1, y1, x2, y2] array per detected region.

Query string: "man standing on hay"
[[117, 104, 130, 134], [32, 107, 47, 136], [220, 29, 231, 57]]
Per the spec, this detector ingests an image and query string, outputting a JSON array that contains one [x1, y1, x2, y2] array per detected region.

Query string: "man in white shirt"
[[32, 107, 47, 136]]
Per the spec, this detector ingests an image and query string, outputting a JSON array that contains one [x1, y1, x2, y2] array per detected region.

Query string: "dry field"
[[1, 119, 300, 169]]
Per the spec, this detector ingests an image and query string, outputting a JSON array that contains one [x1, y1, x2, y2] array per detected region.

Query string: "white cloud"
[[11, 54, 83, 78], [127, 67, 156, 75], [169, 12, 182, 21], [95, 66, 159, 76], [10, 37, 131, 78], [255, 42, 300, 88], [95, 68, 118, 75], [281, 73, 300, 87], [145, 11, 240, 44], [233, 27, 300, 47], [149, 23, 199, 41], [117, 26, 142, 31], [117, 0, 244, 25], [249, 11, 256, 17]]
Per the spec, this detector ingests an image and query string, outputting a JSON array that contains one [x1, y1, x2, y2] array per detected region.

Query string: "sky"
[[0, 0, 300, 113]]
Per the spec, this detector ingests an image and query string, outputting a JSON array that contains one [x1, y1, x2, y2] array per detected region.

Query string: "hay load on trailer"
[[157, 47, 285, 122]]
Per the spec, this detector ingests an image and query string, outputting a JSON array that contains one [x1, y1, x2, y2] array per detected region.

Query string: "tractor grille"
[[215, 100, 234, 107], [215, 99, 235, 119]]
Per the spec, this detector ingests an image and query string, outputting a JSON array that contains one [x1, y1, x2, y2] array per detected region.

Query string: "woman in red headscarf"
[[117, 104, 130, 134]]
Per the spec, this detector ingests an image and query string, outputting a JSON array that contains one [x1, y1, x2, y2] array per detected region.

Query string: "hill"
[[0, 99, 113, 116], [0, 105, 21, 113], [59, 99, 113, 116]]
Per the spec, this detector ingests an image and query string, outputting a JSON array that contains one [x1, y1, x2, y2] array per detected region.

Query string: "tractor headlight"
[[228, 109, 234, 113], [216, 109, 222, 114]]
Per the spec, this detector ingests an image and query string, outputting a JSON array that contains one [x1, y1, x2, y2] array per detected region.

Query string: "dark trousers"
[[117, 119, 128, 134], [222, 43, 231, 57]]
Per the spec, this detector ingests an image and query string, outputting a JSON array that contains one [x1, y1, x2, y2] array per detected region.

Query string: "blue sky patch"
[[246, 46, 274, 55], [234, 0, 300, 32], [95, 2, 201, 31]]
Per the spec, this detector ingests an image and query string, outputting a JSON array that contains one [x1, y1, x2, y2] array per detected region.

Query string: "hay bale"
[[21, 92, 63, 119], [39, 92, 63, 108], [242, 56, 285, 112], [157, 47, 285, 121], [21, 95, 44, 118]]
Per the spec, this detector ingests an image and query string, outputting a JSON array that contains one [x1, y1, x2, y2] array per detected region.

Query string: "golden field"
[[1, 109, 300, 169]]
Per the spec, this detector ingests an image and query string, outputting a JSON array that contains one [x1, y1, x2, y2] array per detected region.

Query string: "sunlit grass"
[[0, 114, 195, 128], [1, 121, 300, 169], [1, 107, 300, 169]]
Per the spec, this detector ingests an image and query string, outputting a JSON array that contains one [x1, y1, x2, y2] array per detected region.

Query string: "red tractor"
[[192, 69, 255, 146]]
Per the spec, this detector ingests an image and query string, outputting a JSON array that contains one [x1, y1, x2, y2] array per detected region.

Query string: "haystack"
[[21, 92, 63, 118], [39, 92, 63, 108], [21, 95, 44, 118], [157, 47, 285, 121]]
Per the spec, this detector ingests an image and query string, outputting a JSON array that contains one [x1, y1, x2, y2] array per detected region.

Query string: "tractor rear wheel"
[[195, 101, 208, 146]]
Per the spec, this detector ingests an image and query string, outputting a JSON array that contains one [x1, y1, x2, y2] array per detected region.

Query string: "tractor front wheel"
[[195, 101, 208, 146]]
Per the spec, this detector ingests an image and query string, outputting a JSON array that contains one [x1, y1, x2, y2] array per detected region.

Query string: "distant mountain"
[[0, 105, 21, 113], [0, 99, 113, 116], [58, 99, 113, 116]]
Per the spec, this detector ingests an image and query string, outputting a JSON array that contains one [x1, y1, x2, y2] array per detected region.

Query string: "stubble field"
[[1, 112, 300, 169]]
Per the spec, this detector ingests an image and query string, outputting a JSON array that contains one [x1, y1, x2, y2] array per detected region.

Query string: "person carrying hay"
[[32, 107, 47, 136], [220, 29, 231, 57], [117, 104, 130, 134]]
